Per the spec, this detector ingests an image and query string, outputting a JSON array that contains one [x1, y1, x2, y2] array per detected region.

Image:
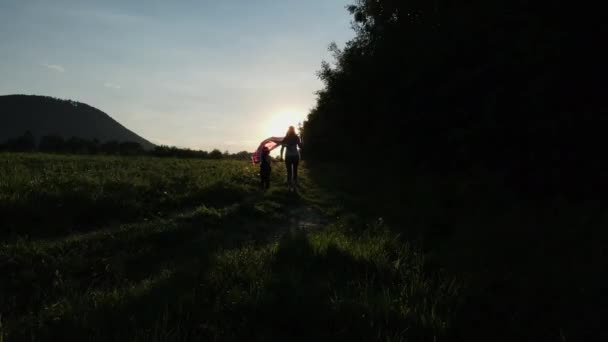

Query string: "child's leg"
[[261, 167, 270, 190], [260, 169, 266, 189]]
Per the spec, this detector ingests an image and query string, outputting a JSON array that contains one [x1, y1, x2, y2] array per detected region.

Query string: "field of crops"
[[0, 153, 455, 341], [0, 154, 264, 238]]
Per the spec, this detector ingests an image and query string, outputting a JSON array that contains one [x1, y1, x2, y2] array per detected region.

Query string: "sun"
[[264, 110, 305, 138]]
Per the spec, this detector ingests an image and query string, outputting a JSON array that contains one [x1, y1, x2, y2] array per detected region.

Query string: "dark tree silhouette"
[[302, 0, 606, 199], [119, 142, 144, 155], [209, 149, 223, 160], [301, 2, 607, 340], [230, 151, 252, 160], [38, 135, 66, 153], [2, 131, 36, 152]]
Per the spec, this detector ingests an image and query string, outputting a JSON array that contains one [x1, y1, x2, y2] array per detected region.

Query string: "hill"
[[0, 95, 155, 149]]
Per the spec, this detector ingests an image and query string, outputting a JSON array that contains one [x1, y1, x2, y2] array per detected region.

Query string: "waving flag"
[[251, 137, 283, 164]]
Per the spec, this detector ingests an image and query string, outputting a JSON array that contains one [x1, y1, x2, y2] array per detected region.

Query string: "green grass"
[[0, 153, 260, 238], [1, 153, 458, 341]]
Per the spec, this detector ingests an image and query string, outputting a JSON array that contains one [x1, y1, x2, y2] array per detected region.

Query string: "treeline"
[[302, 0, 606, 199], [300, 2, 607, 340], [151, 145, 250, 160], [0, 131, 250, 160]]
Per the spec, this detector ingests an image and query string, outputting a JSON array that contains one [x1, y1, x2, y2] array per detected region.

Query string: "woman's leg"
[[292, 157, 299, 186], [285, 157, 293, 186]]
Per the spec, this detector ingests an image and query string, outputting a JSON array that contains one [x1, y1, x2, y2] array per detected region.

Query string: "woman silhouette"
[[280, 126, 303, 191]]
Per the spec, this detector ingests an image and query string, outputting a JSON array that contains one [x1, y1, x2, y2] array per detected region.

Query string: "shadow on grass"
[[238, 233, 425, 342], [16, 229, 451, 342], [1, 190, 297, 333], [0, 181, 254, 240]]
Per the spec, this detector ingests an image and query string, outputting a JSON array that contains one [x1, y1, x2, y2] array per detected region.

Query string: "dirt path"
[[284, 204, 329, 233]]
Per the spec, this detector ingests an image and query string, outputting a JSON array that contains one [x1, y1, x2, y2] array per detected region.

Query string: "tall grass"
[[0, 153, 261, 238]]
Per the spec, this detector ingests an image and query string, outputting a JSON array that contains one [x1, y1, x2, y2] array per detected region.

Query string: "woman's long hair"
[[284, 126, 298, 144], [285, 126, 296, 137]]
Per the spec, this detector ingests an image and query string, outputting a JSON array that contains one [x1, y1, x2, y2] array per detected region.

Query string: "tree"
[[4, 131, 36, 152], [38, 135, 65, 152], [101, 141, 120, 154], [302, 0, 606, 198], [119, 142, 144, 155], [65, 137, 91, 154], [209, 149, 223, 160], [230, 151, 251, 160]]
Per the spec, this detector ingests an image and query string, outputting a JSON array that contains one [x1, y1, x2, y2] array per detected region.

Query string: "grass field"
[[0, 153, 458, 341]]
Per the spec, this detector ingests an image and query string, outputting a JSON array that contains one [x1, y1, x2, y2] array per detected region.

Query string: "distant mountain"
[[0, 95, 155, 149]]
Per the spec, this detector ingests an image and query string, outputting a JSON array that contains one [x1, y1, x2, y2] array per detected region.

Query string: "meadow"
[[0, 153, 458, 341]]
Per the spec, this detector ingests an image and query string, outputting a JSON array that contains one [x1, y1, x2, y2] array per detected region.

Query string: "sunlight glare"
[[264, 110, 305, 138]]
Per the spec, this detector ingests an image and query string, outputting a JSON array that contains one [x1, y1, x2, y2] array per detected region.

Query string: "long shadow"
[[5, 189, 309, 340], [40, 232, 435, 341], [1, 181, 253, 240], [1, 204, 237, 321], [235, 233, 419, 342]]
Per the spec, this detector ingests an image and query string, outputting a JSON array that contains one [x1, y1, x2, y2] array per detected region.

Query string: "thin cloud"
[[104, 82, 122, 89], [41, 63, 65, 73], [64, 8, 146, 25]]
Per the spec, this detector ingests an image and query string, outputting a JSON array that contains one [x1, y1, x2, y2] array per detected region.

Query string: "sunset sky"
[[0, 0, 354, 151]]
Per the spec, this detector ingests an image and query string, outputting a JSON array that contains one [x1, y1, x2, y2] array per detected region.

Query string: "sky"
[[0, 0, 354, 152]]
